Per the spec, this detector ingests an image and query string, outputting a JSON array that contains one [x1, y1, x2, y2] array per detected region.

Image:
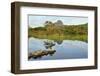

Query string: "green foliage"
[[28, 22, 88, 42]]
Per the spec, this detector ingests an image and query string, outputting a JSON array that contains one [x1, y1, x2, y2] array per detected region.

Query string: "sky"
[[28, 15, 88, 28]]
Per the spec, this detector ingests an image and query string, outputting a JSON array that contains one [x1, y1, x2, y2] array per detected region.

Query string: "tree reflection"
[[44, 40, 55, 49]]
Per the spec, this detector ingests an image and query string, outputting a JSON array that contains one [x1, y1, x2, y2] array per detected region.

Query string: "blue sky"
[[28, 15, 88, 28]]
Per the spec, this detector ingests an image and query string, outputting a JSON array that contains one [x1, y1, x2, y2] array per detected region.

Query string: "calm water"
[[28, 37, 88, 61]]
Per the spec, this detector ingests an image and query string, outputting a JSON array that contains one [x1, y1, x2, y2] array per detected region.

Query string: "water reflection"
[[28, 40, 56, 59], [44, 40, 55, 49], [28, 37, 88, 60], [54, 40, 63, 45]]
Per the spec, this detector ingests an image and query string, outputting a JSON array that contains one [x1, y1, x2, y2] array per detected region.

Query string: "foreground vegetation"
[[28, 21, 88, 42]]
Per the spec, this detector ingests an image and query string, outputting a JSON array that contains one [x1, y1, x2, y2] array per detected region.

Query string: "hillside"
[[28, 21, 88, 42]]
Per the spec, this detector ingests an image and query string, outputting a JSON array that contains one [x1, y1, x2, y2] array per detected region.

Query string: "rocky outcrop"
[[54, 20, 63, 26], [28, 50, 56, 59]]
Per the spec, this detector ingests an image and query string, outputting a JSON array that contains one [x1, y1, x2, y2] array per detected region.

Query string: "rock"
[[54, 20, 63, 26], [28, 50, 56, 59]]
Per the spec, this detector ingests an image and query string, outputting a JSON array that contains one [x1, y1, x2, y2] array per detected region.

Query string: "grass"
[[28, 23, 88, 42]]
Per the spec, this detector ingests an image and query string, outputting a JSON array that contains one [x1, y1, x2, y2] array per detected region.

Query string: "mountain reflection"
[[28, 37, 88, 60], [54, 40, 63, 45]]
